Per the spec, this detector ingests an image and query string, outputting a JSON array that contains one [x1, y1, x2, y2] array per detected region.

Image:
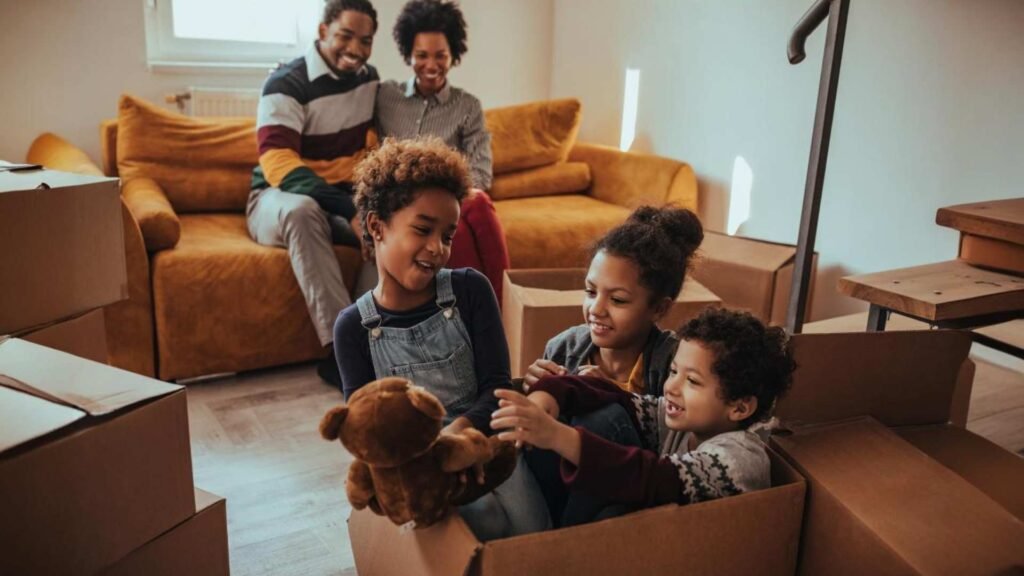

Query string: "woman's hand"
[[491, 389, 581, 464], [523, 359, 567, 391]]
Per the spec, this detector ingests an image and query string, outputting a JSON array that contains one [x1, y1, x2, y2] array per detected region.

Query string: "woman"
[[373, 0, 510, 301]]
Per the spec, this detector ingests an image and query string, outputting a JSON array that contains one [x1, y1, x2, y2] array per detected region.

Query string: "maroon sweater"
[[531, 375, 770, 507]]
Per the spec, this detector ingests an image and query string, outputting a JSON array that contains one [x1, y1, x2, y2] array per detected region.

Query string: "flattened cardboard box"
[[503, 269, 721, 378], [772, 330, 1024, 575], [0, 169, 126, 335], [0, 338, 194, 576], [689, 231, 817, 326], [102, 488, 229, 576], [349, 449, 805, 576], [20, 308, 109, 364]]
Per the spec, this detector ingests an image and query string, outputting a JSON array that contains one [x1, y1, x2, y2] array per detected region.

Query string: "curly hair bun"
[[627, 205, 704, 260]]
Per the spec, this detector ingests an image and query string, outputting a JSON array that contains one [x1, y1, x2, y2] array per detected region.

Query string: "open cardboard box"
[[502, 269, 721, 378], [103, 488, 230, 576], [0, 168, 126, 335], [689, 231, 817, 326], [0, 338, 194, 576], [349, 448, 805, 576], [772, 330, 1024, 574]]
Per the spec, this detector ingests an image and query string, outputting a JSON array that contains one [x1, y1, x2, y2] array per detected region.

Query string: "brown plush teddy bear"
[[320, 377, 518, 528]]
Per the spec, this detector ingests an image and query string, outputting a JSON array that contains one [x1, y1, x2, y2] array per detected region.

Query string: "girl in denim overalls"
[[333, 137, 550, 540]]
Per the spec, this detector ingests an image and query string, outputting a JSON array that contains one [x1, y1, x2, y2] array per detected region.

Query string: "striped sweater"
[[531, 375, 770, 507], [251, 42, 379, 217]]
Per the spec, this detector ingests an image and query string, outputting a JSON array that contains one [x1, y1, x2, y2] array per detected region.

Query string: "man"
[[248, 0, 378, 387]]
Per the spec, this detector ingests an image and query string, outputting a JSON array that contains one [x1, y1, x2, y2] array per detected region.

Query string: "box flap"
[[0, 338, 180, 417], [195, 487, 225, 512], [772, 417, 1024, 574], [896, 425, 1024, 521], [698, 231, 797, 272], [776, 331, 972, 427], [0, 385, 85, 452], [0, 169, 117, 192], [349, 508, 481, 576]]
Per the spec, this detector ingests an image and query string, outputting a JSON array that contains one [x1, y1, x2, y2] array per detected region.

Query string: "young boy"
[[492, 308, 795, 509]]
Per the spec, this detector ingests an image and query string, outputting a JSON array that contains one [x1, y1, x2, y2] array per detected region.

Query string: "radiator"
[[165, 87, 261, 117]]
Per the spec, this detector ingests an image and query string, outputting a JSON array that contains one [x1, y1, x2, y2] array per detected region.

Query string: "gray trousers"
[[246, 187, 352, 346]]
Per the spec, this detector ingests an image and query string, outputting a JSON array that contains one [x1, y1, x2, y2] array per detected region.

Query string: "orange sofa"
[[28, 96, 697, 381]]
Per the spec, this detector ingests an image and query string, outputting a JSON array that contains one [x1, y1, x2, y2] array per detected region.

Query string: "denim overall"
[[356, 269, 551, 540], [356, 269, 476, 419]]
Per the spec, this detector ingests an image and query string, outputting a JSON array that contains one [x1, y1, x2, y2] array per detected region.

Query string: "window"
[[144, 0, 322, 72]]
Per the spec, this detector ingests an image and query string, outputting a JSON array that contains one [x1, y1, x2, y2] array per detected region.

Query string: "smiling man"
[[248, 0, 379, 387]]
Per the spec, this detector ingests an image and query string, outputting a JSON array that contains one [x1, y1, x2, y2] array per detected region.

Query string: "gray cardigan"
[[542, 324, 679, 396]]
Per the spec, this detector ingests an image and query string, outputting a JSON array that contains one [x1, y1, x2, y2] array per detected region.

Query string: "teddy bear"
[[320, 377, 518, 528]]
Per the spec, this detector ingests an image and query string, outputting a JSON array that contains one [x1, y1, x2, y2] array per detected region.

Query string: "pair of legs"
[[525, 403, 642, 528], [246, 187, 359, 347], [458, 452, 552, 541]]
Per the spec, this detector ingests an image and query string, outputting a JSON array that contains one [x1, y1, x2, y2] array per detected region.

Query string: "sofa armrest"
[[567, 143, 699, 213], [26, 133, 105, 176], [122, 178, 181, 252]]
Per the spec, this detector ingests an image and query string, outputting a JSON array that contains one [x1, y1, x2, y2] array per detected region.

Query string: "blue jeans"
[[458, 453, 552, 541], [524, 403, 642, 528]]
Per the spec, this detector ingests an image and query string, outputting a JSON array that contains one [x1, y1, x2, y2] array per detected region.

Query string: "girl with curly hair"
[[506, 205, 707, 527], [333, 137, 549, 540], [371, 0, 511, 301]]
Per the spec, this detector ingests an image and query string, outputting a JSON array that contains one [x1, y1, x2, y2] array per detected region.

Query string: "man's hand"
[[523, 359, 567, 391]]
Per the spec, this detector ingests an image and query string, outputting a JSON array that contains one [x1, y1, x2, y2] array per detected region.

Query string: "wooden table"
[[838, 260, 1024, 357], [936, 198, 1024, 244]]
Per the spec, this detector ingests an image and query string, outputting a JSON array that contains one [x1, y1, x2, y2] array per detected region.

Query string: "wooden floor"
[[186, 350, 1024, 576]]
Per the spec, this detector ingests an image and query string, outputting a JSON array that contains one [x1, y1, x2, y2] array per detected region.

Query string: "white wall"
[[551, 0, 1024, 320], [0, 0, 553, 163]]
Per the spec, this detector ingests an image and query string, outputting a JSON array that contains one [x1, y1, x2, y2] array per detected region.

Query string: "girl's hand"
[[576, 364, 614, 382], [523, 359, 567, 391], [492, 389, 575, 457]]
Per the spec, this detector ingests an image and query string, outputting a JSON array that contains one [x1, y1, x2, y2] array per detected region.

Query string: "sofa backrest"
[[114, 95, 258, 214]]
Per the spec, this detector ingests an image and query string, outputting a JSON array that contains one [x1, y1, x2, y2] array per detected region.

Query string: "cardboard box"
[[502, 269, 721, 378], [773, 417, 1024, 576], [772, 330, 1024, 574], [349, 449, 805, 576], [689, 231, 817, 326], [959, 232, 1024, 275], [0, 338, 194, 576], [0, 168, 126, 335], [20, 308, 109, 364], [102, 488, 230, 576]]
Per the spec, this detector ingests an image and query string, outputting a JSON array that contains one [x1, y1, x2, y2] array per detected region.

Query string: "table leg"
[[866, 305, 889, 332]]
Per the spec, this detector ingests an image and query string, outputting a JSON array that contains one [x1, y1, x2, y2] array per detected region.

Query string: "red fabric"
[[449, 190, 511, 306]]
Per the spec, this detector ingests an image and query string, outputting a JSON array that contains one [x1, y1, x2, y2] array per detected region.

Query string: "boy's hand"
[[523, 359, 567, 391], [493, 387, 577, 459], [526, 390, 560, 420]]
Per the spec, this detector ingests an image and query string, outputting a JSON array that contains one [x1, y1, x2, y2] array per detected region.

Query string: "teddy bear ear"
[[407, 385, 446, 420], [319, 405, 349, 440]]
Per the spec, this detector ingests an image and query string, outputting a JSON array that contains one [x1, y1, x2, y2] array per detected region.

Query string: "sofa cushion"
[[494, 195, 631, 269], [150, 214, 361, 380], [484, 99, 582, 175], [116, 94, 258, 214], [490, 162, 591, 201]]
